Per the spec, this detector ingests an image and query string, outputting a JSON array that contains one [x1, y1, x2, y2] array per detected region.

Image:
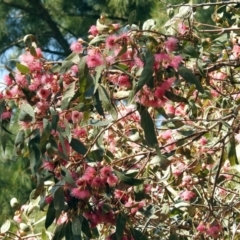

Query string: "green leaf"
[[228, 136, 238, 166], [30, 46, 38, 57], [116, 212, 127, 240], [41, 229, 48, 240], [130, 228, 148, 240], [87, 149, 104, 162], [60, 60, 74, 74], [181, 45, 199, 58], [40, 119, 52, 149], [29, 132, 41, 175], [52, 224, 66, 240], [93, 90, 105, 117], [72, 217, 82, 236], [140, 108, 158, 147], [61, 82, 76, 110], [135, 49, 154, 93], [70, 138, 87, 155], [212, 33, 228, 43], [65, 222, 75, 240], [19, 103, 35, 122], [165, 91, 188, 103], [15, 129, 25, 148], [89, 119, 112, 126], [81, 216, 92, 238], [114, 170, 144, 186], [78, 57, 88, 103], [178, 66, 204, 93], [0, 220, 11, 233], [89, 34, 107, 45], [61, 166, 77, 187], [51, 110, 59, 131], [54, 187, 65, 211], [21, 88, 37, 105], [45, 201, 55, 229], [16, 62, 30, 74], [128, 10, 137, 27], [98, 85, 117, 119]]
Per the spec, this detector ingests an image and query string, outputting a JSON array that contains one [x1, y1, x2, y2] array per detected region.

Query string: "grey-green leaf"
[[135, 50, 154, 93], [178, 66, 204, 93], [140, 108, 158, 147]]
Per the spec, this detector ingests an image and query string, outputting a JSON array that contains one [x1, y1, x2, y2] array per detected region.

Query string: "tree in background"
[[2, 0, 240, 239], [0, 0, 155, 60]]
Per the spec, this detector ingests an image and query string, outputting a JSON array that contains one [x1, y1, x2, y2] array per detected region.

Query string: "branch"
[[67, 13, 128, 22], [206, 60, 240, 72], [0, 39, 23, 55], [165, 1, 240, 8], [198, 27, 240, 34], [1, 0, 36, 15], [25, 0, 71, 55]]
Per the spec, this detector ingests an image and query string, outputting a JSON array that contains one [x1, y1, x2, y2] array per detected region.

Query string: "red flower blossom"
[[86, 53, 104, 68], [70, 41, 83, 54], [71, 188, 91, 200]]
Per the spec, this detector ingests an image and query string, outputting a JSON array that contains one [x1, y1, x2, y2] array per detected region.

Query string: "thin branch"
[[0, 39, 23, 55], [198, 27, 240, 34], [206, 60, 240, 72], [165, 1, 240, 8]]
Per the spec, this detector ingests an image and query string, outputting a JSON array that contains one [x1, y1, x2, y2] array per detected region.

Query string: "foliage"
[[0, 109, 34, 224], [2, 1, 240, 239], [0, 0, 155, 60]]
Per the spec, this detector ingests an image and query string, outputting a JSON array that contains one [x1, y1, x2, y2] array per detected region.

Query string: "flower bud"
[[167, 8, 174, 19], [10, 198, 19, 208], [19, 223, 30, 232]]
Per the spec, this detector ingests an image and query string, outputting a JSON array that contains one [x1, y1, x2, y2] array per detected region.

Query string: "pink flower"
[[4, 75, 13, 86], [106, 56, 115, 65], [106, 35, 117, 49], [57, 212, 68, 225], [236, 133, 240, 143], [70, 65, 78, 75], [15, 72, 27, 87], [72, 127, 87, 138], [178, 23, 188, 35], [45, 196, 53, 204], [233, 44, 240, 59], [170, 55, 182, 69], [86, 53, 104, 68], [71, 111, 83, 123], [88, 25, 99, 36], [118, 75, 131, 88], [181, 175, 192, 186], [91, 177, 104, 188], [70, 41, 83, 54], [107, 174, 118, 186], [206, 223, 222, 238], [71, 188, 90, 200], [165, 37, 178, 52], [161, 130, 172, 140], [134, 57, 144, 67], [154, 53, 170, 63], [13, 214, 22, 223], [20, 52, 35, 64], [196, 222, 206, 233], [37, 88, 51, 99], [82, 166, 97, 181], [42, 161, 55, 172], [199, 137, 208, 145], [117, 33, 129, 43], [1, 111, 11, 120], [100, 166, 113, 178], [112, 23, 120, 30], [180, 190, 196, 201]]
